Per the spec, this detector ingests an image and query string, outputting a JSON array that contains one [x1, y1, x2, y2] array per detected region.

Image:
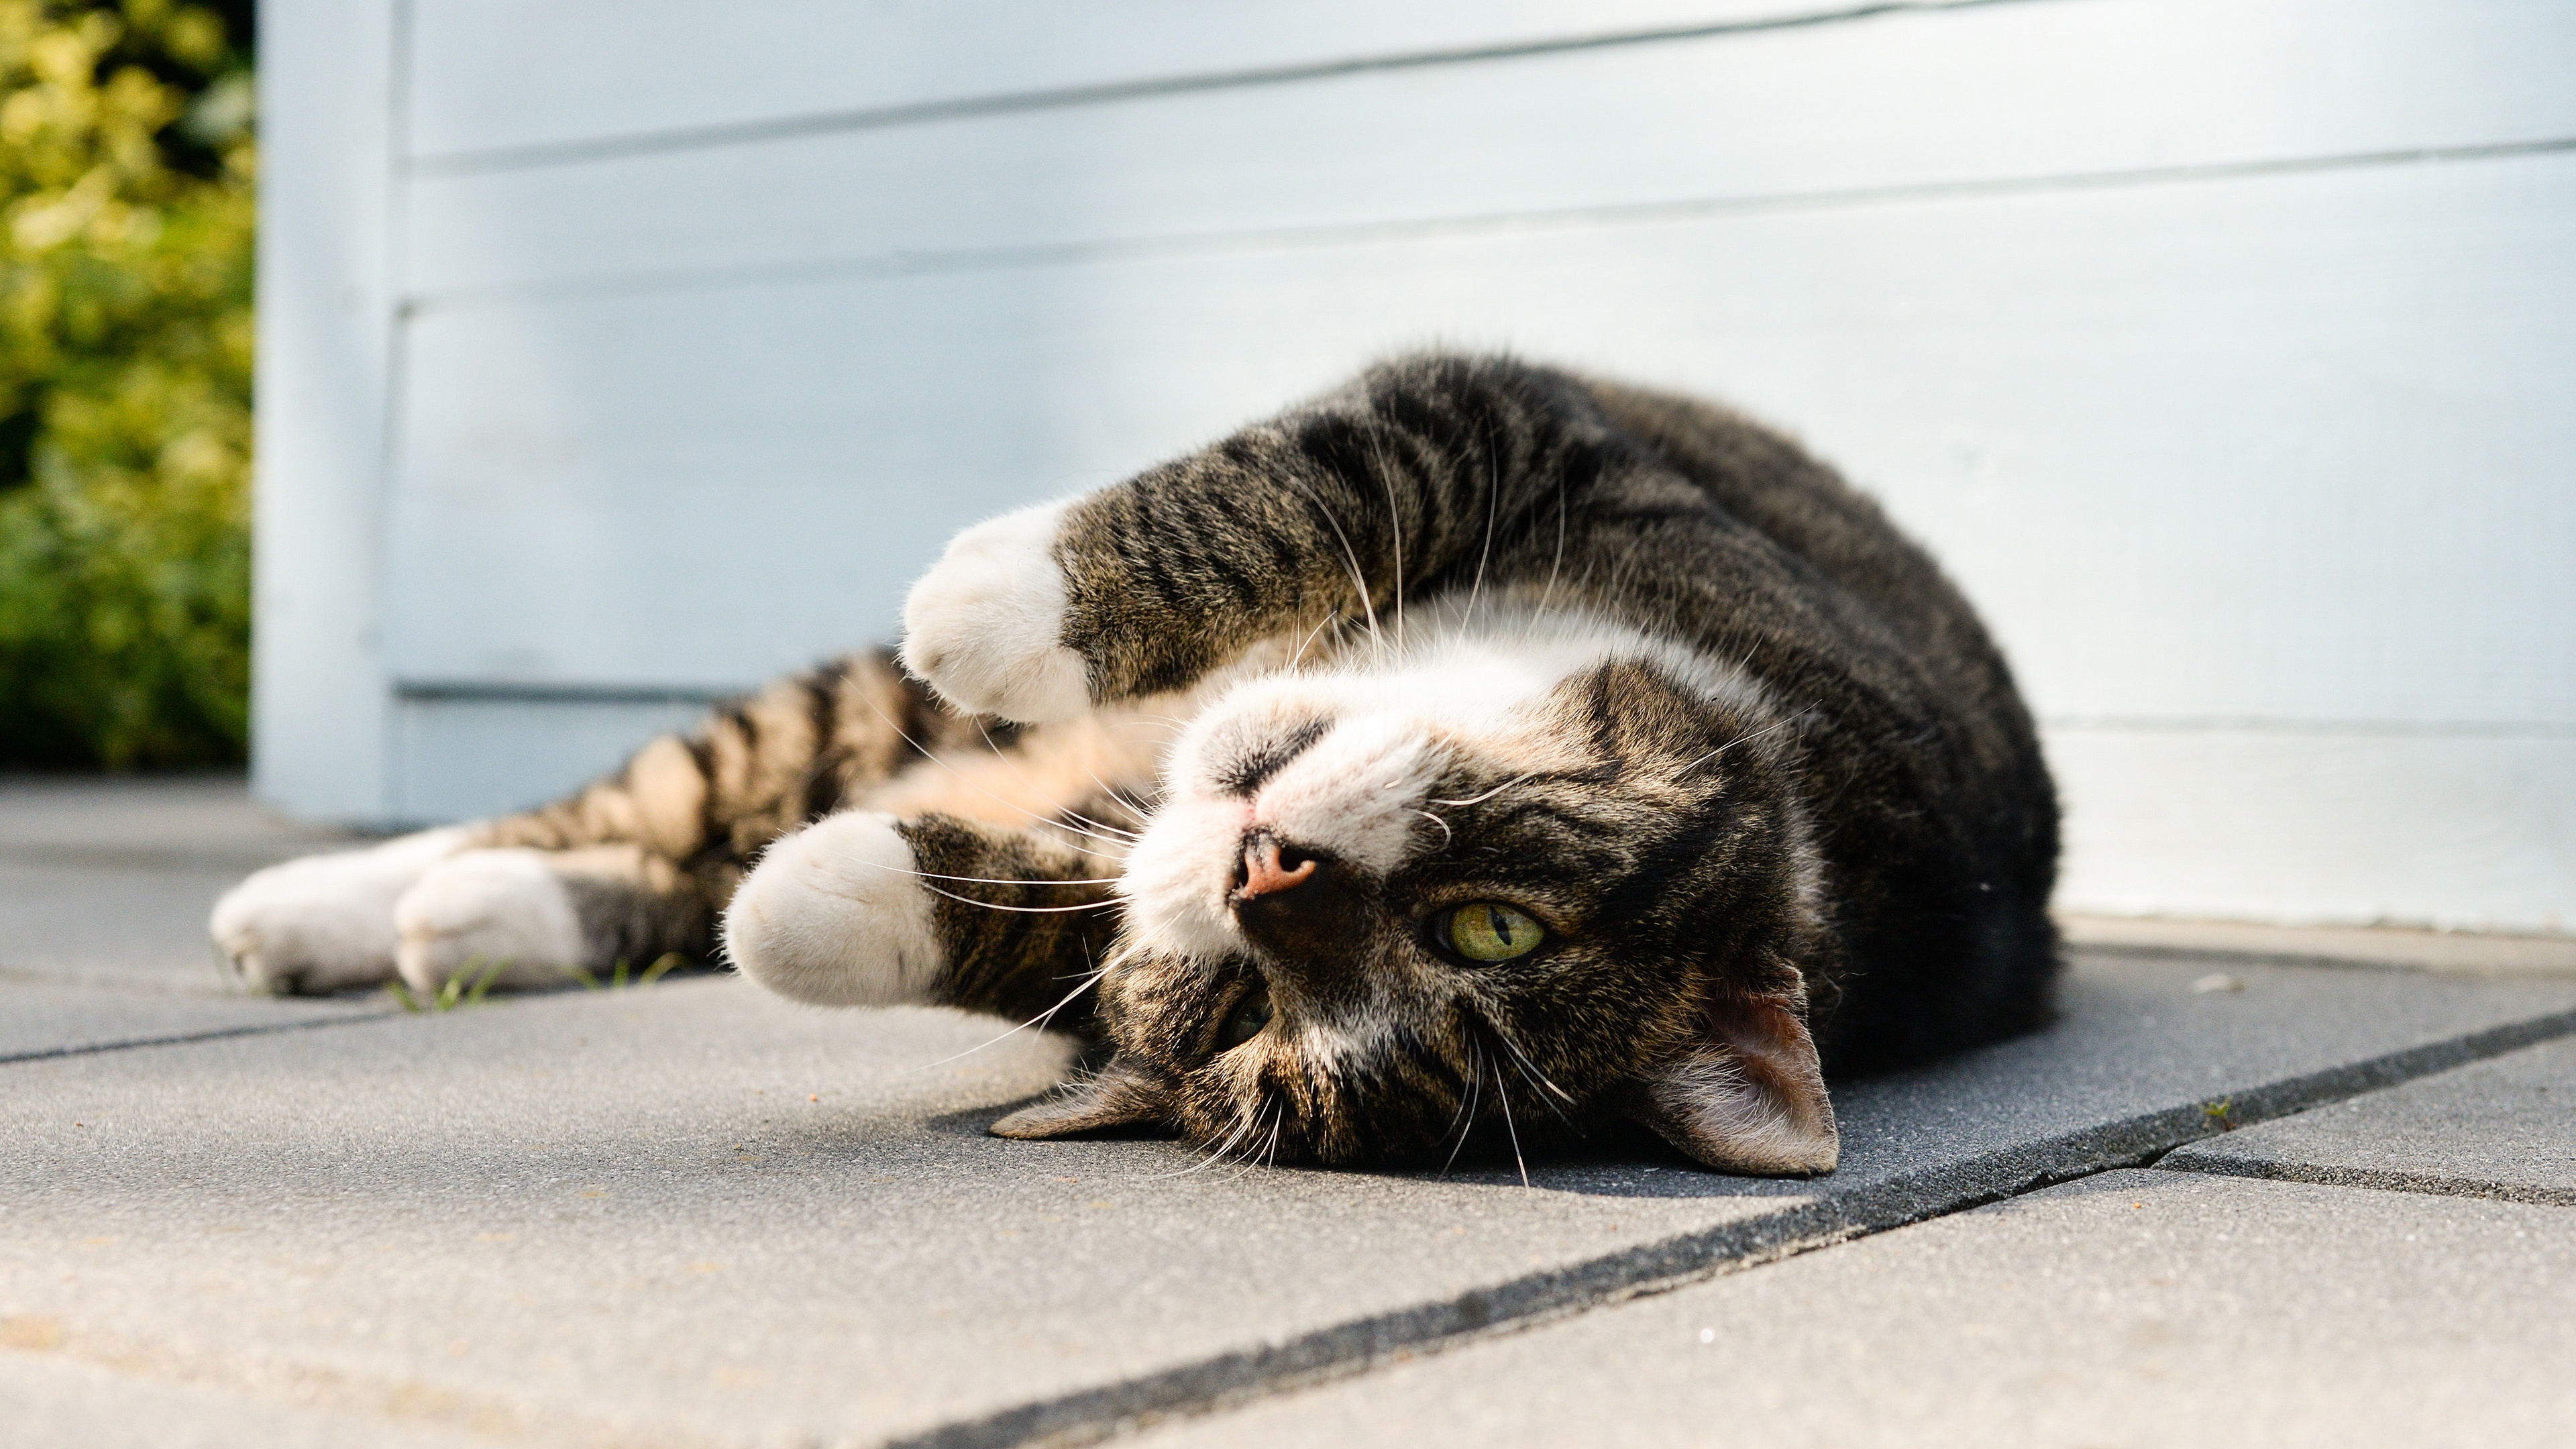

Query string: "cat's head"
[[991, 612, 1840, 1176]]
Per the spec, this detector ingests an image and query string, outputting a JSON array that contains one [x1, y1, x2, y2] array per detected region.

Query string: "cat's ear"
[[987, 1057, 1176, 1140], [1624, 988, 1837, 1176]]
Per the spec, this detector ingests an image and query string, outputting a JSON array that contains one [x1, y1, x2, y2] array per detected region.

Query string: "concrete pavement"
[[1136, 1166, 2576, 1449], [3, 775, 2571, 1447]]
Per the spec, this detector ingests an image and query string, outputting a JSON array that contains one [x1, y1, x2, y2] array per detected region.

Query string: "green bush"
[[0, 0, 253, 769]]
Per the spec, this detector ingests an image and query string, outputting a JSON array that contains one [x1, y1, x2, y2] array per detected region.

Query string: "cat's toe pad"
[[724, 811, 943, 1007], [900, 500, 1091, 722], [209, 828, 473, 994], [392, 849, 587, 994]]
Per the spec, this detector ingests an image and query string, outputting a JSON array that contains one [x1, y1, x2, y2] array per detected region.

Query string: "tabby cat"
[[211, 354, 2059, 1177]]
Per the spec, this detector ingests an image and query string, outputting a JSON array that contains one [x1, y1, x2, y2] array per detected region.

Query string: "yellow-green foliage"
[[0, 0, 252, 768]]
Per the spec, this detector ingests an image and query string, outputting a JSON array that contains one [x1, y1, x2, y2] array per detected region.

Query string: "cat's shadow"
[[906, 1096, 1809, 1200]]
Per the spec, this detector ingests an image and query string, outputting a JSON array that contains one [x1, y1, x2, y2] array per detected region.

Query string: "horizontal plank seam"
[[400, 136, 2576, 317], [877, 1004, 2576, 1449], [396, 680, 744, 707], [2153, 1154, 2576, 1210], [405, 0, 2037, 176], [386, 688, 2576, 738], [2039, 717, 2576, 739]]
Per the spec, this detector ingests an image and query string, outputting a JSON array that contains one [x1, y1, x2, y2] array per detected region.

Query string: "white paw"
[[209, 828, 474, 994], [722, 811, 943, 1008], [899, 499, 1091, 723], [392, 850, 588, 994]]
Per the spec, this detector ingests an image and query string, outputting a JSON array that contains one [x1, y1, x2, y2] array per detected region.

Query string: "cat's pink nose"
[[1238, 835, 1320, 900], [1232, 834, 1363, 968]]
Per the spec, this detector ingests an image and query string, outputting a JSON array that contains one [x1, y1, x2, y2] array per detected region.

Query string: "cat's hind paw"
[[209, 828, 474, 994], [391, 849, 590, 995], [899, 500, 1092, 722], [722, 811, 945, 1007]]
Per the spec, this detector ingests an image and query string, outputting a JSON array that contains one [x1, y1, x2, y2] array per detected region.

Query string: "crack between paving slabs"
[[884, 1002, 2576, 1449], [2153, 1152, 2576, 1210], [0, 1011, 400, 1067]]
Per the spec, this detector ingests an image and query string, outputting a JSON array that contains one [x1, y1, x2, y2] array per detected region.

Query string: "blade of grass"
[[459, 957, 508, 1007]]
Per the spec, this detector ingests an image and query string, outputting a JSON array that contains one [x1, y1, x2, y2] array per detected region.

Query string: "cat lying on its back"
[[212, 354, 2060, 1175]]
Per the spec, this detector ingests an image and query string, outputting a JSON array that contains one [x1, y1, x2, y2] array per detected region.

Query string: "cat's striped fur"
[[213, 353, 2059, 1176]]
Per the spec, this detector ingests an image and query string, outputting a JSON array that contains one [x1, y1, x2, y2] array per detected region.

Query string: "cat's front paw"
[[209, 829, 474, 994], [722, 811, 944, 1007], [900, 500, 1092, 722], [392, 849, 590, 994]]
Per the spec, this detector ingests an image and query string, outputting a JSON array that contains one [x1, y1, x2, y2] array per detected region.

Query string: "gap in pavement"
[[892, 1000, 2576, 1449]]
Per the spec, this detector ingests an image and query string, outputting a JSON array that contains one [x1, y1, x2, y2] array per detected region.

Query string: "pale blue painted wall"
[[258, 0, 2576, 930]]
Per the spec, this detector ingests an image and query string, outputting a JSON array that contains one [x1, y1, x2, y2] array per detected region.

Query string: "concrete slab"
[[1135, 1169, 2576, 1449], [0, 775, 357, 992], [2061, 912, 2576, 980], [0, 773, 358, 874], [0, 977, 383, 1064], [2165, 1034, 2576, 1205], [0, 1348, 489, 1449], [0, 859, 284, 991], [5, 956, 2573, 1448]]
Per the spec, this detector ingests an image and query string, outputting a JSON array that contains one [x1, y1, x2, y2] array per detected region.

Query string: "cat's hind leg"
[[391, 843, 713, 996], [724, 810, 1116, 1030], [210, 648, 953, 996], [211, 828, 478, 994]]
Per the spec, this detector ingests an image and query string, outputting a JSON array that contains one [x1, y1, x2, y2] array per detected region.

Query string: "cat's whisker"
[[1462, 433, 1503, 631], [1536, 472, 1570, 612], [1676, 708, 1809, 778], [1225, 1095, 1284, 1181], [843, 857, 1126, 889], [1154, 1096, 1266, 1180], [1285, 610, 1341, 672], [1426, 770, 1539, 809], [1477, 1009, 1578, 1114], [1410, 809, 1454, 849], [1016, 809, 1142, 852], [1055, 810, 1142, 843], [1044, 820, 1142, 852], [896, 963, 1110, 1076], [914, 882, 1119, 914], [969, 720, 1146, 849], [1363, 424, 1408, 651], [1069, 767, 1158, 829], [1438, 1036, 1485, 1177], [1493, 1056, 1529, 1190], [1275, 470, 1385, 664], [1159, 1109, 1254, 1179], [849, 691, 1132, 846], [1073, 804, 1150, 841], [1504, 1049, 1579, 1130]]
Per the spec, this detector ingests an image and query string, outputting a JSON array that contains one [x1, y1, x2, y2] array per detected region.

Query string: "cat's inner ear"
[[1624, 987, 1838, 1177], [987, 1057, 1176, 1140]]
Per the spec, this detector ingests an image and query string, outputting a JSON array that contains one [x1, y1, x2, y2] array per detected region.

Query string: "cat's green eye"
[[1442, 902, 1546, 963], [1217, 982, 1273, 1050]]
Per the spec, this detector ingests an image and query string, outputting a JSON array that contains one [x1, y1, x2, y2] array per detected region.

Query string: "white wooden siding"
[[258, 0, 2576, 932], [403, 1, 1971, 164], [402, 0, 2576, 299]]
